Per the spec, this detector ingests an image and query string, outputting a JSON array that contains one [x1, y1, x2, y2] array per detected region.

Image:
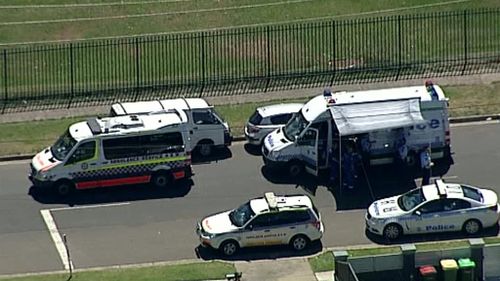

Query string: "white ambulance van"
[[29, 111, 193, 195], [262, 83, 451, 177], [110, 98, 231, 157]]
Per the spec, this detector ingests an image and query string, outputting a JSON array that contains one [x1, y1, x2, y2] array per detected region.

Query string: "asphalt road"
[[0, 122, 499, 275]]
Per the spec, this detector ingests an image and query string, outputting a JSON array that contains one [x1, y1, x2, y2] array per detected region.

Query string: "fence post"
[[329, 19, 336, 87], [462, 10, 468, 75], [134, 37, 141, 101], [67, 43, 75, 109], [1, 49, 7, 114], [199, 32, 205, 98], [396, 15, 402, 81], [265, 25, 271, 93]]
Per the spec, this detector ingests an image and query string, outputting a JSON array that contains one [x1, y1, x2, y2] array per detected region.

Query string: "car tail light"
[[489, 204, 498, 212], [248, 126, 260, 133], [311, 220, 321, 231], [186, 151, 192, 165], [445, 130, 451, 145]]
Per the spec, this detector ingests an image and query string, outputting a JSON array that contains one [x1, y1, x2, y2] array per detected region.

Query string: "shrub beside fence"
[[0, 8, 499, 114]]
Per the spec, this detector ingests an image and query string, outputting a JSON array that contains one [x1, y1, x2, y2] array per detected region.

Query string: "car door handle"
[[264, 230, 270, 233], [89, 163, 97, 166], [101, 161, 109, 165], [289, 226, 296, 229], [193, 127, 198, 130]]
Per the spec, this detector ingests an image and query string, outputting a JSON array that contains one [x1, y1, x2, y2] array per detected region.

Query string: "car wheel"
[[288, 161, 303, 178], [54, 180, 75, 196], [290, 235, 309, 251], [198, 143, 213, 157], [383, 224, 403, 240], [151, 171, 172, 188], [220, 240, 239, 256], [463, 219, 482, 235]]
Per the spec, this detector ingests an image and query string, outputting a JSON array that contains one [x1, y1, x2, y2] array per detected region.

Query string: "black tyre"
[[383, 223, 403, 240], [463, 219, 482, 235], [198, 142, 213, 157], [151, 171, 172, 188], [288, 161, 303, 178], [54, 180, 75, 196], [220, 240, 239, 256], [290, 235, 309, 251]]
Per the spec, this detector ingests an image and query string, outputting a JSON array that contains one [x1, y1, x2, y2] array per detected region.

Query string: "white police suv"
[[196, 192, 324, 256], [365, 180, 500, 240]]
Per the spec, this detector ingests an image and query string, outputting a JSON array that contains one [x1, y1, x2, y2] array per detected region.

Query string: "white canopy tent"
[[329, 98, 426, 136], [327, 98, 426, 195]]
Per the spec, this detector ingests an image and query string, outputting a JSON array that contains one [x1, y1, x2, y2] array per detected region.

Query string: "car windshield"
[[398, 188, 426, 211], [283, 111, 308, 141], [50, 129, 78, 161], [229, 202, 255, 227]]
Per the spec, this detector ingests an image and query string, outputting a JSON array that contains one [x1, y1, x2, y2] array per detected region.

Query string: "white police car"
[[196, 192, 324, 256], [365, 180, 500, 240]]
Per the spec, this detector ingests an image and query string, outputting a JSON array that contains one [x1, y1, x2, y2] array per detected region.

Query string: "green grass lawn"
[[0, 262, 235, 281], [0, 0, 498, 44], [1, 83, 499, 156]]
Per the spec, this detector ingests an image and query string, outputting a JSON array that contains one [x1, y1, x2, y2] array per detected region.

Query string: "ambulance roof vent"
[[264, 192, 278, 210], [435, 179, 447, 197], [87, 118, 102, 135]]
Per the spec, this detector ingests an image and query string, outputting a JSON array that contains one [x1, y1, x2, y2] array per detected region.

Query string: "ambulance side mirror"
[[245, 224, 253, 230], [414, 210, 421, 216]]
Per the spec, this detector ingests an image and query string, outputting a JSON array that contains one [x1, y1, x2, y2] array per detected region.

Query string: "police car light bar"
[[264, 192, 278, 210], [435, 179, 447, 197]]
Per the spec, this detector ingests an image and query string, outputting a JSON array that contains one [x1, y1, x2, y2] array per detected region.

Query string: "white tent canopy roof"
[[329, 98, 425, 136]]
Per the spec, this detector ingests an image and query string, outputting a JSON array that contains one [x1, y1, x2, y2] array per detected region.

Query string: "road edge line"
[[40, 209, 74, 271]]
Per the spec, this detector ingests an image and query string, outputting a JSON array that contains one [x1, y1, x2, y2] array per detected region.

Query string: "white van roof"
[[302, 85, 446, 122], [69, 111, 188, 141], [111, 98, 211, 116]]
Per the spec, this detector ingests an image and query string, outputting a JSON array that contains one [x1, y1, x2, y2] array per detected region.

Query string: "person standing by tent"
[[328, 141, 339, 187], [420, 146, 433, 186], [342, 141, 357, 190]]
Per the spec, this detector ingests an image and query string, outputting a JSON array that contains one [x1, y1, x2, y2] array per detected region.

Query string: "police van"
[[262, 82, 451, 177], [29, 111, 193, 195], [110, 98, 231, 157]]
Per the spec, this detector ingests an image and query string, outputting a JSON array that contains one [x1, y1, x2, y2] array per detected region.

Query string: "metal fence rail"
[[1, 8, 499, 114]]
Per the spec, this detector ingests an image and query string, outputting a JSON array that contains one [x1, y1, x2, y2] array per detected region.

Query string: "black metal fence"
[[1, 8, 499, 114]]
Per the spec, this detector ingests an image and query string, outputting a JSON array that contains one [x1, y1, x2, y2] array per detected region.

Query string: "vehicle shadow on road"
[[28, 179, 194, 206], [195, 240, 323, 261], [192, 147, 233, 165], [243, 144, 262, 156], [365, 224, 500, 245]]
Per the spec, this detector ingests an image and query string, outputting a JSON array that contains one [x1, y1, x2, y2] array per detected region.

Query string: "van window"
[[66, 141, 96, 165], [270, 113, 293, 125], [103, 136, 143, 160], [103, 132, 185, 160], [140, 132, 184, 154]]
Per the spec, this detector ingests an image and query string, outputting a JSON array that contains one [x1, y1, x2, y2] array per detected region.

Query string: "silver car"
[[245, 103, 303, 146]]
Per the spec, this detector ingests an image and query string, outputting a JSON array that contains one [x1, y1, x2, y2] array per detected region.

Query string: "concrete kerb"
[[1, 115, 498, 163], [0, 258, 233, 280]]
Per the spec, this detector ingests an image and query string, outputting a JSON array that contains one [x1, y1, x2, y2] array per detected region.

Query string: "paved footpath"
[[1, 73, 499, 124]]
